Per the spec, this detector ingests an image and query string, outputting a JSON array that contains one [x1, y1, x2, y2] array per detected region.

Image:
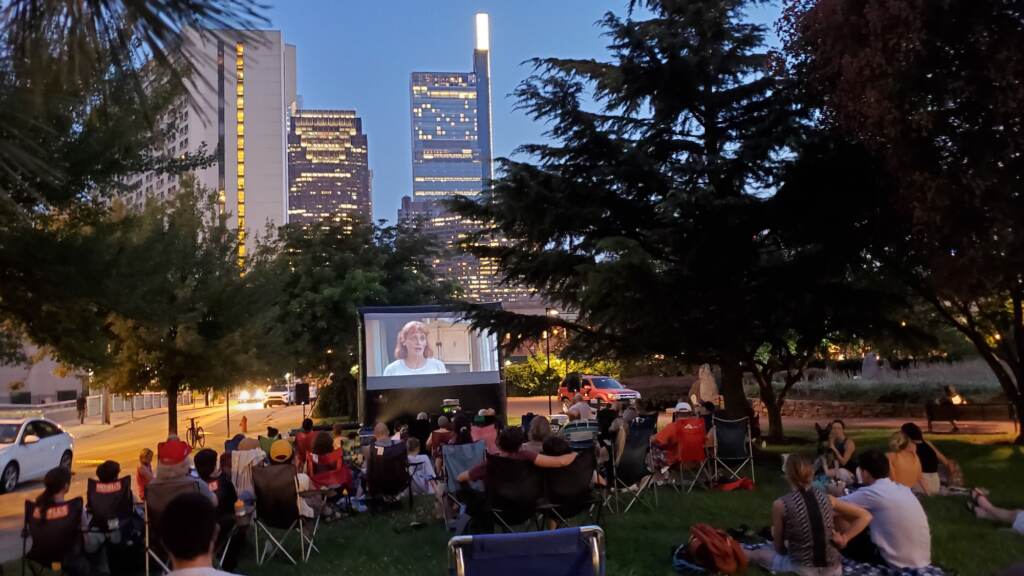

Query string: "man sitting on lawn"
[[839, 450, 932, 569]]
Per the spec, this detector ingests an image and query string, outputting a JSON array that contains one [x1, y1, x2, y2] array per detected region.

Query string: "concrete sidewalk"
[[60, 401, 226, 440]]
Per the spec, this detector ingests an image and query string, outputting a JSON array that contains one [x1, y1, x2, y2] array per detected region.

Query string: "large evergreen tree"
[[452, 0, 801, 417]]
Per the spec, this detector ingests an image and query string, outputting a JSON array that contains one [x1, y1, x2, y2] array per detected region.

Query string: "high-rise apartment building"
[[402, 14, 527, 303], [288, 109, 371, 227], [124, 29, 297, 265]]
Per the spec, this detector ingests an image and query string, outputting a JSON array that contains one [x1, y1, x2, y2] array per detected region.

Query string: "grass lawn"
[[9, 427, 1019, 575], [231, 427, 1024, 576]]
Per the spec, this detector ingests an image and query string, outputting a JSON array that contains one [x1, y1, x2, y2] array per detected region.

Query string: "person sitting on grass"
[[969, 488, 1024, 535], [746, 454, 872, 576], [886, 431, 924, 492], [161, 492, 239, 575], [824, 420, 857, 484], [900, 423, 949, 496], [838, 450, 932, 569], [193, 448, 243, 571], [524, 415, 551, 452]]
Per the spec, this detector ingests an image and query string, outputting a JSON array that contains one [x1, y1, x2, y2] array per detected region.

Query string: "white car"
[[0, 418, 74, 494], [263, 384, 291, 408]]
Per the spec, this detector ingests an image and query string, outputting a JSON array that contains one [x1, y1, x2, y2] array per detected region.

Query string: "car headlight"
[[239, 390, 250, 401]]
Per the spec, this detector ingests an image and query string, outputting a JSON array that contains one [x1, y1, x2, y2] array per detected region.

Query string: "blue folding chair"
[[448, 526, 605, 576], [711, 416, 755, 482], [441, 441, 486, 532]]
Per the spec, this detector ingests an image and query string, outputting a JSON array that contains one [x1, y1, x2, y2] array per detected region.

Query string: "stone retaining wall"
[[750, 398, 926, 420]]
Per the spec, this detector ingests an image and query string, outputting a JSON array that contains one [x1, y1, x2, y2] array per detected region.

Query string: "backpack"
[[687, 523, 748, 575]]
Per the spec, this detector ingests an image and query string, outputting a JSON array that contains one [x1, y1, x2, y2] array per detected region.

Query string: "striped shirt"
[[781, 488, 841, 569]]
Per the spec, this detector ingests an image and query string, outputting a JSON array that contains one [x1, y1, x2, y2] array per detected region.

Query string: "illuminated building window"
[[235, 41, 246, 268]]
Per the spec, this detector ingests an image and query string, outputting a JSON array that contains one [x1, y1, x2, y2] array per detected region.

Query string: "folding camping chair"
[[711, 416, 756, 483], [448, 525, 605, 576], [86, 476, 138, 572], [22, 497, 85, 576], [540, 448, 602, 527], [366, 442, 413, 510], [613, 426, 658, 513], [559, 420, 601, 450], [441, 441, 486, 532], [144, 480, 200, 576], [252, 464, 323, 564], [306, 449, 352, 490], [486, 454, 545, 532], [666, 418, 711, 493]]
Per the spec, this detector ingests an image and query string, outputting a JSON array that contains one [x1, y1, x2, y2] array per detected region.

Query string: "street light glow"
[[475, 13, 490, 51]]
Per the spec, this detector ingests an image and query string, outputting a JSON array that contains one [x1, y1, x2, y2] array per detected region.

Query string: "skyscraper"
[[403, 14, 527, 303], [124, 29, 297, 265], [288, 109, 371, 227]]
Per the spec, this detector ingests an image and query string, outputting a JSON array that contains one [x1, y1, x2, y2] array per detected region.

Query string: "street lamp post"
[[545, 307, 560, 415]]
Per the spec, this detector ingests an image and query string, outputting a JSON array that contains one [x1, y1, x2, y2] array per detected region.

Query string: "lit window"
[[237, 111, 244, 123], [237, 150, 245, 163]]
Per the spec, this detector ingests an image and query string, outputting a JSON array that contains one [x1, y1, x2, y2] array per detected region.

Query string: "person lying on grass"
[[969, 488, 1024, 535], [746, 454, 872, 576]]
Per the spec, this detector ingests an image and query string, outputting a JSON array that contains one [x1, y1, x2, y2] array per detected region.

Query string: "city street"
[[0, 402, 308, 562]]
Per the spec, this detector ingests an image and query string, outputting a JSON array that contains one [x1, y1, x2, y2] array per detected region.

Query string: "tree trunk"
[[720, 360, 752, 419], [759, 383, 785, 443], [167, 381, 179, 436]]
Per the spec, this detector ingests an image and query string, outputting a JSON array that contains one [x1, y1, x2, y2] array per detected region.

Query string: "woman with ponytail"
[[35, 466, 72, 523], [450, 413, 474, 445], [745, 454, 872, 576]]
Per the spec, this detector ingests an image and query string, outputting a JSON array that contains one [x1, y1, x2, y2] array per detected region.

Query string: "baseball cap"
[[157, 438, 191, 466], [269, 439, 293, 463], [674, 402, 693, 413]]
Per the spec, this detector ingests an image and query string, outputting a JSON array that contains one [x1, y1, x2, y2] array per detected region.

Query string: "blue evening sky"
[[264, 1, 781, 223]]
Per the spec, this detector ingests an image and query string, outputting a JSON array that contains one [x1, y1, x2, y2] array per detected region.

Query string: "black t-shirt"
[[915, 442, 939, 474]]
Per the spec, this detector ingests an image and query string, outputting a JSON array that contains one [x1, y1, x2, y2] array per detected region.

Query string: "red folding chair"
[[306, 449, 353, 491], [671, 417, 711, 493]]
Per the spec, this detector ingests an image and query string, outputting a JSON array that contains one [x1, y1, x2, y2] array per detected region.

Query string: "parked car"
[[558, 374, 640, 413], [0, 418, 74, 494]]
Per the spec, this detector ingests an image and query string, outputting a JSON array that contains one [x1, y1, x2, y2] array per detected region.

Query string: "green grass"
[[9, 428, 1020, 575], [232, 428, 1024, 576]]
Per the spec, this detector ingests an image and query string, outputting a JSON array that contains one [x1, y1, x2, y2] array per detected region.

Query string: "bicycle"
[[185, 417, 205, 448]]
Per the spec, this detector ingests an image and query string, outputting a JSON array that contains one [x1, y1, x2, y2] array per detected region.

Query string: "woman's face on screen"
[[404, 330, 427, 358]]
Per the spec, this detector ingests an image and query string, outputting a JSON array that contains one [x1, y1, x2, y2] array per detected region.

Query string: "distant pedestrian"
[[76, 393, 87, 424]]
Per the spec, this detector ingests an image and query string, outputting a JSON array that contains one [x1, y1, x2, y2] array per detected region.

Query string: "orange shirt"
[[887, 450, 923, 489]]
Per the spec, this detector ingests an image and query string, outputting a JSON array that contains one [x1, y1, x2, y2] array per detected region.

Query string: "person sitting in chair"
[[161, 492, 239, 575], [150, 437, 216, 505], [458, 427, 578, 484], [33, 467, 90, 576], [268, 440, 319, 520], [194, 449, 243, 571], [524, 415, 551, 453], [567, 394, 595, 421]]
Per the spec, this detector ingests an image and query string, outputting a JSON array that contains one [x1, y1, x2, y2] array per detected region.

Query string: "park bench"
[[925, 402, 1018, 433]]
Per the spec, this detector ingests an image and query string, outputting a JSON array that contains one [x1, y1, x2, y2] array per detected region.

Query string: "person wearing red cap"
[[148, 436, 216, 505]]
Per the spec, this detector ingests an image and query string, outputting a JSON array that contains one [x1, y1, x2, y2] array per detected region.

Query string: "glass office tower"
[[404, 14, 526, 303], [288, 109, 371, 228]]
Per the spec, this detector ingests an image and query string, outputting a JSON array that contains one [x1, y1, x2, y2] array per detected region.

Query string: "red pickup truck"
[[558, 375, 641, 413]]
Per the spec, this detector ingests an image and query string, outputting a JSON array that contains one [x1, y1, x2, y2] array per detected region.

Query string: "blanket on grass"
[[671, 542, 953, 576]]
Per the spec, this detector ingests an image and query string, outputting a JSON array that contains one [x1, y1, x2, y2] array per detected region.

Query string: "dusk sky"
[[265, 1, 781, 223]]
